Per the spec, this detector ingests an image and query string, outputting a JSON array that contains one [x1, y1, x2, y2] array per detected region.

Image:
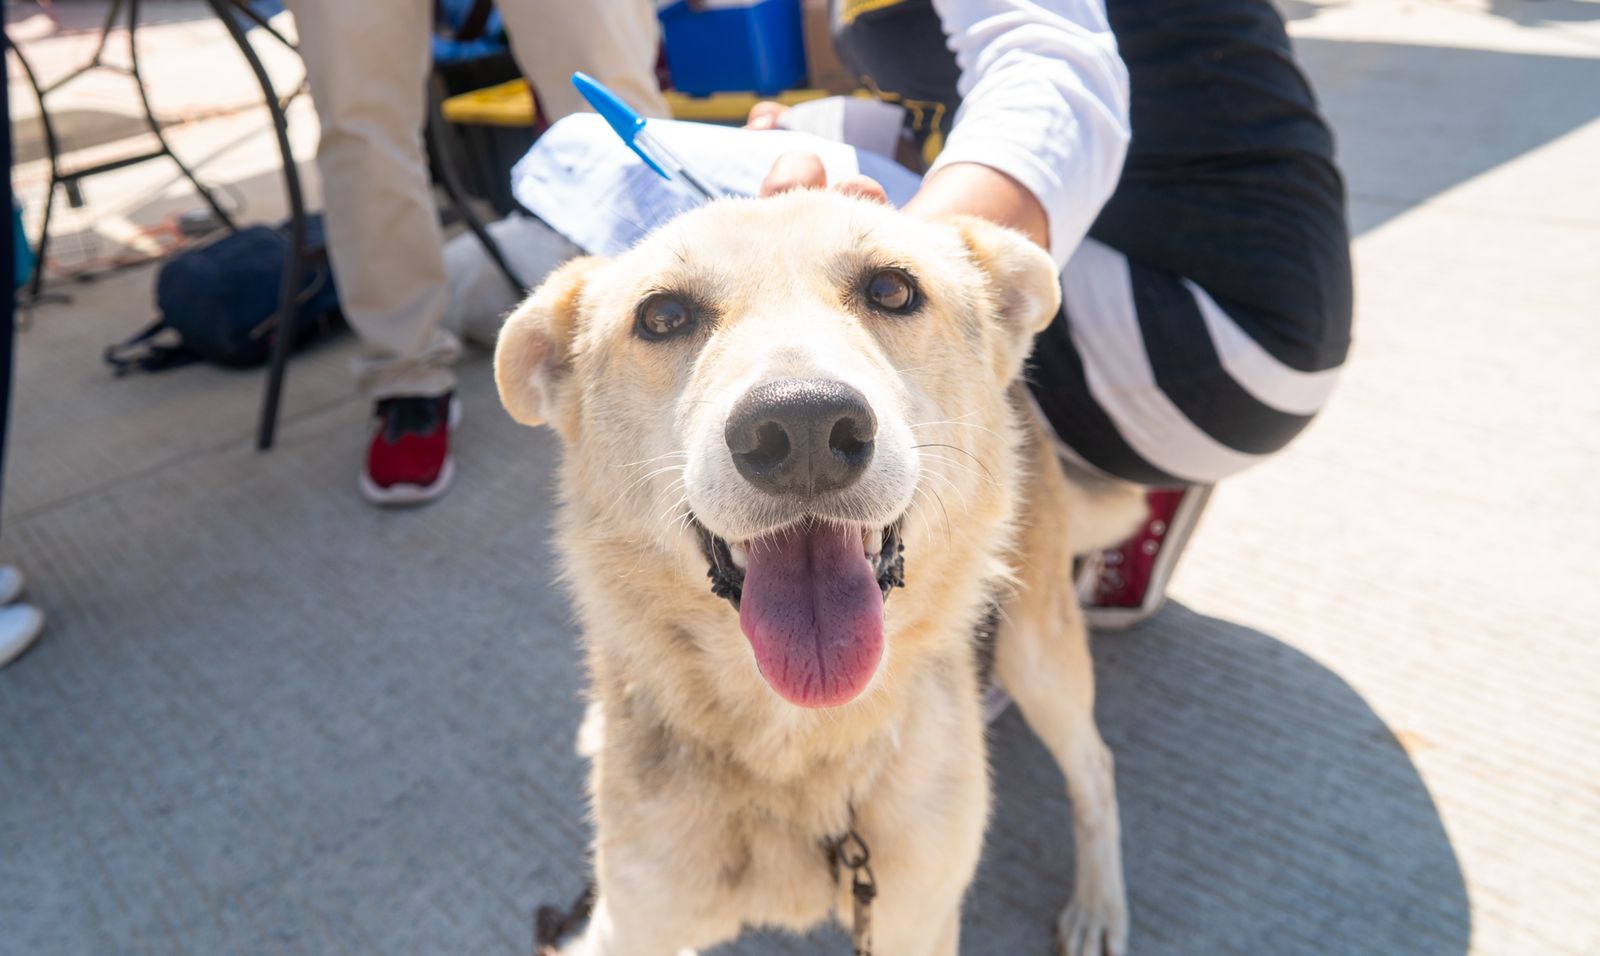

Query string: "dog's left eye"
[[865, 269, 917, 313], [636, 294, 696, 340]]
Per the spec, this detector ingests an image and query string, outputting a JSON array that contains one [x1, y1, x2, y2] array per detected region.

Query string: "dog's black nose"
[[725, 379, 877, 496]]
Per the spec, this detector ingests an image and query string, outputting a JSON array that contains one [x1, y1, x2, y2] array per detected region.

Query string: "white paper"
[[511, 114, 923, 258]]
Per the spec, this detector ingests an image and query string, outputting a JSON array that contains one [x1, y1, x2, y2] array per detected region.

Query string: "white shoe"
[[0, 564, 23, 606], [0, 604, 45, 668]]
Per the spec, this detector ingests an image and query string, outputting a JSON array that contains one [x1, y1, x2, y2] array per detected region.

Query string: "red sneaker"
[[1079, 484, 1212, 630], [358, 393, 460, 506]]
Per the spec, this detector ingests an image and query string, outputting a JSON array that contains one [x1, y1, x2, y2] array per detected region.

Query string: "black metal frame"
[[199, 0, 310, 449], [7, 0, 251, 303], [13, 0, 522, 450]]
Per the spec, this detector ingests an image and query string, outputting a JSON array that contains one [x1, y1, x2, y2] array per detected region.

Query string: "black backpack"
[[106, 215, 342, 374]]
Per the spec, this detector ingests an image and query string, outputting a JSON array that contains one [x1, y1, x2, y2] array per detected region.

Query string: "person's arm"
[[903, 162, 1050, 250], [920, 0, 1130, 266], [756, 1, 1128, 262]]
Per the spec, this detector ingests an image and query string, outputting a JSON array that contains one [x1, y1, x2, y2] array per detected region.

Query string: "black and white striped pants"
[[1032, 230, 1347, 486], [1031, 0, 1353, 486]]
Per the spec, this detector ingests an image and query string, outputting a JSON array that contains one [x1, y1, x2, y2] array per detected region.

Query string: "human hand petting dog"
[[759, 149, 890, 203], [746, 100, 1051, 250]]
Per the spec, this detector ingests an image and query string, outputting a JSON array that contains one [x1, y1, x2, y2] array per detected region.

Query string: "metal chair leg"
[[427, 77, 524, 298], [204, 0, 309, 450]]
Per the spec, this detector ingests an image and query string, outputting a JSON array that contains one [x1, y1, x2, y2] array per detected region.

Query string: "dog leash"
[[828, 823, 879, 956], [532, 826, 877, 956]]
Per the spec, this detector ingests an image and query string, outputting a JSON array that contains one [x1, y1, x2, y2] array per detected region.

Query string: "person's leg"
[[1, 31, 11, 531], [1032, 238, 1344, 487], [1030, 230, 1346, 627], [497, 0, 669, 121], [286, 0, 463, 504], [286, 0, 458, 400], [1, 33, 44, 668], [1020, 0, 1352, 626]]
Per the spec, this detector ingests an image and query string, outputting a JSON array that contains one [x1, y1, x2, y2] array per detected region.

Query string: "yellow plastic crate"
[[440, 79, 539, 128]]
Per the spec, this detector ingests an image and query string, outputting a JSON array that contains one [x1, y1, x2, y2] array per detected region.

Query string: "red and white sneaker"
[[358, 393, 460, 506], [1079, 484, 1213, 631]]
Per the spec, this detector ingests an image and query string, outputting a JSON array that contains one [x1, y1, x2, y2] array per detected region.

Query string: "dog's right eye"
[[864, 268, 918, 314], [636, 294, 696, 341]]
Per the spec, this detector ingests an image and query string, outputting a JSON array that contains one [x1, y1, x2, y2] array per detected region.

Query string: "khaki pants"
[[286, 0, 668, 399]]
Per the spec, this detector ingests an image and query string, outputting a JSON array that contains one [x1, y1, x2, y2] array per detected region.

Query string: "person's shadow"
[[963, 603, 1471, 955]]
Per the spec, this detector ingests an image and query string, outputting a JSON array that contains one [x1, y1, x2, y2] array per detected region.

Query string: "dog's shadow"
[[965, 603, 1470, 955]]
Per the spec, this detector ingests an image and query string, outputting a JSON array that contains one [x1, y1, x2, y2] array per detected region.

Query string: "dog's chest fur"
[[586, 620, 989, 933]]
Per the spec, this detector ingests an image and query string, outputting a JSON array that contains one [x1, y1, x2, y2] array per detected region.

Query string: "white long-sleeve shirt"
[[926, 0, 1131, 269]]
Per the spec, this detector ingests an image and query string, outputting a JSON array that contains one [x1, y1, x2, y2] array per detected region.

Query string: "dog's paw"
[[1055, 890, 1128, 956]]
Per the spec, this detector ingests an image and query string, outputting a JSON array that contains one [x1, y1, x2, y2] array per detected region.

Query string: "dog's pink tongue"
[[739, 523, 883, 708]]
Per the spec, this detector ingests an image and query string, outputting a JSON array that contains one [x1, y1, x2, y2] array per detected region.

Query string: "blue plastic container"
[[658, 0, 806, 97]]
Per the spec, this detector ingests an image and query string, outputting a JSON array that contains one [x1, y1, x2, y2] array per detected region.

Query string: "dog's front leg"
[[995, 587, 1128, 956], [558, 795, 744, 956], [864, 883, 964, 956], [994, 437, 1130, 956], [861, 766, 987, 956]]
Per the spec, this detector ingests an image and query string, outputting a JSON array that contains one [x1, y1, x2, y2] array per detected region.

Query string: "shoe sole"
[[359, 456, 457, 507], [358, 397, 461, 507], [1081, 484, 1214, 632]]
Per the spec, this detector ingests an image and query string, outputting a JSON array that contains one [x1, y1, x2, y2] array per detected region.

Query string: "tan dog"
[[496, 189, 1144, 956]]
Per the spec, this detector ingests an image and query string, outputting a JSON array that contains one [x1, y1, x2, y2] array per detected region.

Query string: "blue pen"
[[572, 71, 724, 202]]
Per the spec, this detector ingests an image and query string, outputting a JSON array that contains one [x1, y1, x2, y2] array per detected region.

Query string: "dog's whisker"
[[908, 409, 985, 426], [917, 455, 993, 503], [617, 463, 688, 502], [907, 485, 941, 547], [928, 492, 947, 543], [651, 505, 693, 551], [595, 464, 686, 531], [668, 499, 698, 537], [908, 418, 1002, 440], [922, 480, 955, 540], [911, 442, 996, 482], [619, 449, 690, 473], [917, 450, 992, 482], [645, 476, 689, 518], [920, 467, 972, 514]]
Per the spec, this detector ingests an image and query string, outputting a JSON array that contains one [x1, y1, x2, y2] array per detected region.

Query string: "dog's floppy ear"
[[494, 256, 606, 432], [948, 216, 1063, 380]]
